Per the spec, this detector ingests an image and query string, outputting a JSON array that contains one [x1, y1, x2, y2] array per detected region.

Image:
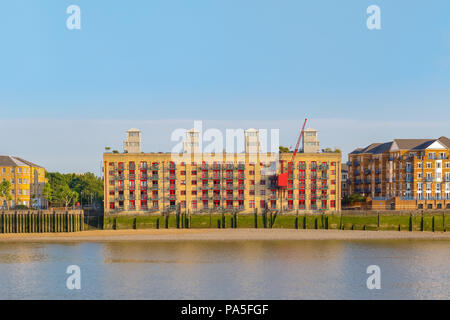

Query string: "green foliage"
[[279, 146, 291, 153], [0, 180, 12, 208], [46, 172, 103, 208], [342, 194, 366, 205]]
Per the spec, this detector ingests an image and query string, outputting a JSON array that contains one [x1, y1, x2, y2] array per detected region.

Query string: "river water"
[[0, 240, 448, 299]]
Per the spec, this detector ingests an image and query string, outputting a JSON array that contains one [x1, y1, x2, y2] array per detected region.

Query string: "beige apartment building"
[[0, 156, 47, 209], [103, 129, 341, 215], [347, 137, 450, 210]]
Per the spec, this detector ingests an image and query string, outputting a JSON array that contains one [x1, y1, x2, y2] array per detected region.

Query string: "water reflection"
[[0, 240, 448, 299]]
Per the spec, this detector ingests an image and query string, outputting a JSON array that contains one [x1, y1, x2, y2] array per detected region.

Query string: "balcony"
[[405, 167, 413, 173], [116, 186, 124, 192], [405, 177, 414, 183], [139, 195, 149, 200], [364, 169, 371, 175], [364, 179, 371, 184], [139, 174, 148, 180], [424, 177, 434, 182], [129, 185, 136, 191], [148, 175, 159, 180], [346, 161, 352, 167], [298, 184, 306, 189], [115, 175, 125, 181], [320, 174, 329, 180], [149, 185, 159, 190], [128, 174, 136, 180], [128, 195, 136, 200], [139, 186, 148, 191], [116, 195, 125, 201], [298, 194, 306, 200], [320, 195, 328, 200], [298, 163, 307, 170], [168, 174, 177, 180], [353, 170, 361, 176], [321, 185, 329, 190], [150, 164, 159, 170], [310, 174, 318, 179], [309, 185, 317, 190]]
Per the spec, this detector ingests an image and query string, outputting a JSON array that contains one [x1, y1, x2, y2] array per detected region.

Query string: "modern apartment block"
[[0, 156, 47, 209], [347, 137, 450, 210], [103, 129, 341, 215]]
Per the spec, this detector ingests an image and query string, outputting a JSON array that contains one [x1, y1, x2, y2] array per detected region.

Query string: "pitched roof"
[[438, 136, 450, 148], [393, 139, 434, 150], [0, 156, 43, 168]]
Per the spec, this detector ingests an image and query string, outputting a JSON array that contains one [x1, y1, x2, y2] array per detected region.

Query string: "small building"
[[302, 128, 320, 153], [124, 128, 141, 153]]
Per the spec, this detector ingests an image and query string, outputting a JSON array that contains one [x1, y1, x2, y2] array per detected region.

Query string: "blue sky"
[[1, 1, 450, 174]]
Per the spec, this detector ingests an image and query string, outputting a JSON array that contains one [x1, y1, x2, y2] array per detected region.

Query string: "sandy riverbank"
[[0, 229, 449, 242]]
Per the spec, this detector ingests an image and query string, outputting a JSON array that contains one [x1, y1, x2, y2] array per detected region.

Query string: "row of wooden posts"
[[0, 211, 84, 233]]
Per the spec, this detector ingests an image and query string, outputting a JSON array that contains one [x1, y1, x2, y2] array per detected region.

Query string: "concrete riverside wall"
[[104, 210, 450, 231], [0, 210, 84, 233]]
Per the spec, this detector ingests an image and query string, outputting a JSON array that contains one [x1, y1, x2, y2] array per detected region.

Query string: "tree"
[[279, 146, 291, 153], [46, 171, 103, 209], [0, 180, 12, 210], [42, 183, 53, 208], [55, 184, 78, 209]]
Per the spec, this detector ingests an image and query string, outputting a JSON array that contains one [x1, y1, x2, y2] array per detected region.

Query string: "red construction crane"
[[278, 118, 308, 188]]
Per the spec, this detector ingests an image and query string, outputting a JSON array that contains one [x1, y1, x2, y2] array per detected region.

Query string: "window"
[[426, 162, 432, 169], [417, 162, 423, 169]]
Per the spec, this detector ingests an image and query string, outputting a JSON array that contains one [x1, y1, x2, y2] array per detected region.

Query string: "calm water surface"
[[0, 240, 448, 299]]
